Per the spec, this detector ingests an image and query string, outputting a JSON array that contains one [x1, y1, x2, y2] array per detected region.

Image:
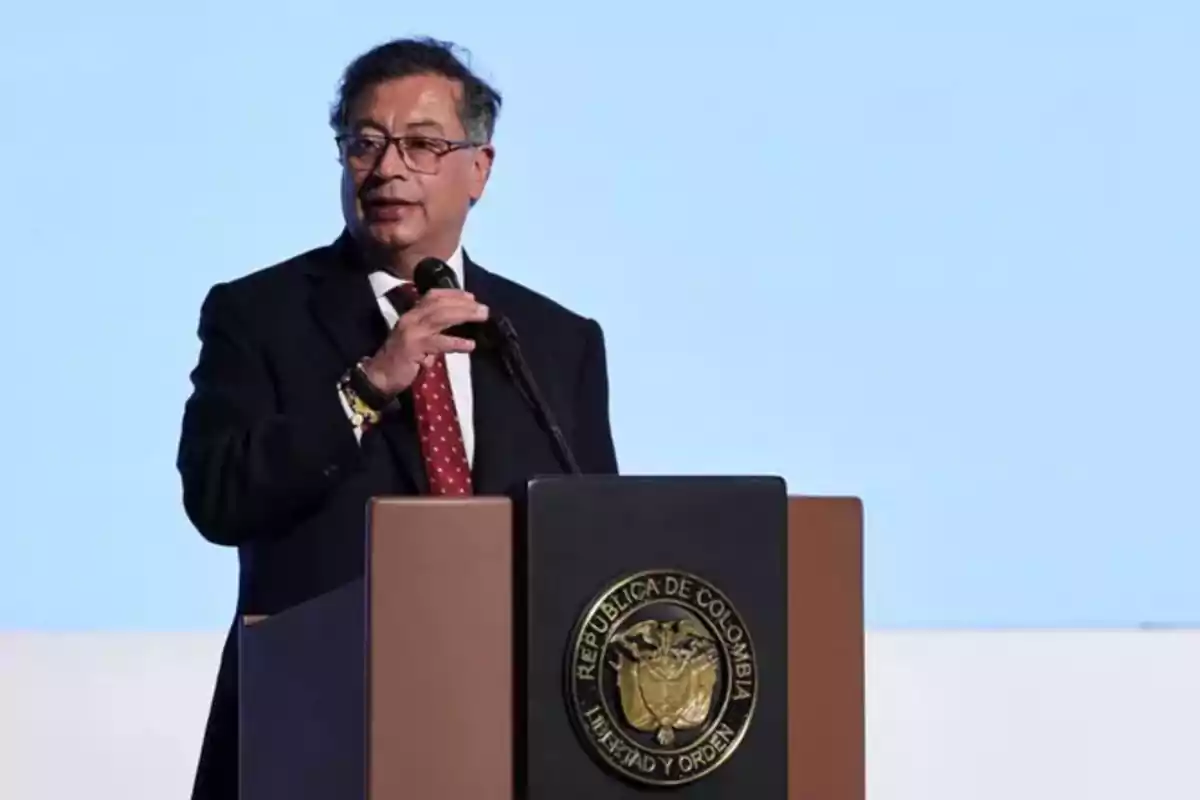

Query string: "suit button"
[[323, 464, 339, 478]]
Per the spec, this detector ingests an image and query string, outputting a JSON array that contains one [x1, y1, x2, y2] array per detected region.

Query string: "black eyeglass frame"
[[335, 131, 480, 174]]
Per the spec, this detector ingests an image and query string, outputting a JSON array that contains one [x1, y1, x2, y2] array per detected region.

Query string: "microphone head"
[[413, 257, 460, 294]]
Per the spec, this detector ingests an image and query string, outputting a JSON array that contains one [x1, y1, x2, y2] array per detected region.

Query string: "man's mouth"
[[363, 198, 417, 220]]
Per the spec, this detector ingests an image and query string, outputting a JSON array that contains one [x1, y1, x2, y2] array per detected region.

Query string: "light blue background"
[[0, 2, 1196, 630]]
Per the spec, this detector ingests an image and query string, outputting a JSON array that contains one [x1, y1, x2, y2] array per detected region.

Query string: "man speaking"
[[176, 37, 619, 799]]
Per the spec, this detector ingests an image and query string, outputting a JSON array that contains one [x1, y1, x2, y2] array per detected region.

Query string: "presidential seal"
[[566, 569, 758, 786]]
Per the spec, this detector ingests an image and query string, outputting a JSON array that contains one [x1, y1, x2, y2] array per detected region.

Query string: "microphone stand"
[[490, 316, 581, 475]]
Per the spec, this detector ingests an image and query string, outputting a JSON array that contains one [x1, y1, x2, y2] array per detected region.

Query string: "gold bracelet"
[[339, 376, 382, 429]]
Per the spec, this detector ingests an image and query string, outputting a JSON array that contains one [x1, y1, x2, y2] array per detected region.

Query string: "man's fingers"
[[420, 288, 474, 302], [391, 298, 483, 366], [409, 289, 476, 317], [405, 333, 477, 365], [428, 333, 477, 354], [411, 302, 489, 331]]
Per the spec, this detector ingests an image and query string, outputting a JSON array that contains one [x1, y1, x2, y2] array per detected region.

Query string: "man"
[[177, 37, 618, 799]]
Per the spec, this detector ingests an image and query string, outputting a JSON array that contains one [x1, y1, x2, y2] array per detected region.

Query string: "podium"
[[239, 476, 863, 799]]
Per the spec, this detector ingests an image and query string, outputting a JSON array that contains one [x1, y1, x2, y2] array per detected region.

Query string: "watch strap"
[[349, 360, 399, 412]]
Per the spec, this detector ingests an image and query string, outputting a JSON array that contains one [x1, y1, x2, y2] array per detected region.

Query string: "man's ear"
[[469, 144, 495, 203]]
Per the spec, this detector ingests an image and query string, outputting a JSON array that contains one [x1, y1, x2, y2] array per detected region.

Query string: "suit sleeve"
[[176, 282, 365, 546], [572, 318, 619, 475]]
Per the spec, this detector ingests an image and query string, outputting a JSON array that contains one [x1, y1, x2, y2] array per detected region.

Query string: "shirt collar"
[[367, 245, 465, 298]]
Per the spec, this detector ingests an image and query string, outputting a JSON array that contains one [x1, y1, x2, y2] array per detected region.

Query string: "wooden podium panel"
[[239, 487, 863, 800], [788, 497, 864, 800], [367, 498, 514, 800]]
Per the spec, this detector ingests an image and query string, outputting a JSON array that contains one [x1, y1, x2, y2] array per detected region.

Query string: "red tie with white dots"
[[390, 284, 473, 496]]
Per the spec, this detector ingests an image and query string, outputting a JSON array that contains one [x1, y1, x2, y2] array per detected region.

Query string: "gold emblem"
[[566, 570, 758, 786]]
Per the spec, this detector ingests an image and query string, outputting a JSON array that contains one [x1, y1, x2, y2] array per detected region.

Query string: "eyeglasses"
[[336, 132, 477, 175]]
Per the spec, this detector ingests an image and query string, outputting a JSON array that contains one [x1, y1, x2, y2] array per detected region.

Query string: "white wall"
[[866, 630, 1200, 800], [2, 630, 1197, 799], [0, 632, 222, 799]]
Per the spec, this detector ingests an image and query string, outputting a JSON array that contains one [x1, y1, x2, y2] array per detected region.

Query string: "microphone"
[[411, 257, 581, 475], [413, 256, 464, 293], [413, 257, 491, 345]]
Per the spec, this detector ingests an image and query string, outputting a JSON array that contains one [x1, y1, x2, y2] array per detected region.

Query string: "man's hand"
[[360, 289, 488, 396]]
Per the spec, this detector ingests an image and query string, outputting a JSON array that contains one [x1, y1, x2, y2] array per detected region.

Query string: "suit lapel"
[[469, 345, 520, 493], [465, 257, 531, 494], [308, 240, 386, 365], [308, 233, 428, 492]]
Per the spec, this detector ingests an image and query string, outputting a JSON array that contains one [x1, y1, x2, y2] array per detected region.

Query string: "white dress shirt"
[[341, 245, 475, 466]]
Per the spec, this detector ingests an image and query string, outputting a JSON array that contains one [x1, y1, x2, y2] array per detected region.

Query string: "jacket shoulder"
[[212, 240, 336, 301], [470, 260, 594, 332]]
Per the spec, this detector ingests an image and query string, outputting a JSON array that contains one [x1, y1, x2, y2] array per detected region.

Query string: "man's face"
[[338, 74, 493, 262]]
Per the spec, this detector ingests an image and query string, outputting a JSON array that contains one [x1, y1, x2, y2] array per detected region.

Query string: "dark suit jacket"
[[177, 231, 618, 799]]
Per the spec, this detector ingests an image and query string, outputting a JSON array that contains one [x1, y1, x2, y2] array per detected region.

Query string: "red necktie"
[[390, 284, 473, 496]]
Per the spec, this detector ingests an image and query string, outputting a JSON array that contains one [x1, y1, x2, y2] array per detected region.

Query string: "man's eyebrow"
[[347, 119, 387, 134], [405, 119, 446, 133], [345, 118, 452, 136]]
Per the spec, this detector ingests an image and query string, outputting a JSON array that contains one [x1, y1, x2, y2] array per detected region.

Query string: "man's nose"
[[373, 140, 410, 178]]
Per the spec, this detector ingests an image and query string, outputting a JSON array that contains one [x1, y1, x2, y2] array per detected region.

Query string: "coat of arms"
[[566, 569, 758, 787], [611, 619, 719, 745]]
